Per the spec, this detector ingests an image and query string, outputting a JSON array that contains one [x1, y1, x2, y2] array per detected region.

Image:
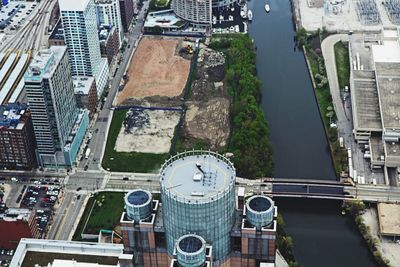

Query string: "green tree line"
[[210, 35, 274, 178]]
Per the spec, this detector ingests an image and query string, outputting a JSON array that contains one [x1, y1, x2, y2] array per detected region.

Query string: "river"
[[246, 0, 377, 266]]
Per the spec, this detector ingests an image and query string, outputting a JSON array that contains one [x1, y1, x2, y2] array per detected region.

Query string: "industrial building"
[[95, 0, 124, 45], [120, 151, 277, 267], [59, 0, 110, 98], [9, 239, 134, 267], [350, 29, 400, 183], [24, 46, 88, 168], [0, 51, 31, 105], [0, 103, 37, 170]]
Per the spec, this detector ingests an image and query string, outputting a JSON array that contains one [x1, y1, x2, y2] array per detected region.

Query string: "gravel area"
[[362, 207, 400, 266]]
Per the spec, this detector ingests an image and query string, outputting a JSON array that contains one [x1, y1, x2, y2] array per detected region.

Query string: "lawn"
[[101, 109, 169, 173], [334, 41, 350, 90], [156, 0, 169, 6], [74, 192, 125, 238]]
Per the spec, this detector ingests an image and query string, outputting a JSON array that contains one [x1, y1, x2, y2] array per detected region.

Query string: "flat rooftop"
[[374, 63, 400, 131], [73, 76, 94, 95], [377, 203, 400, 236], [25, 46, 67, 81], [160, 152, 235, 202], [372, 41, 400, 63], [144, 10, 183, 28], [0, 103, 28, 129], [352, 71, 382, 130]]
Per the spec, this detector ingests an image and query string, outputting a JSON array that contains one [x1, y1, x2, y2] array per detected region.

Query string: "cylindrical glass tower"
[[246, 195, 274, 230], [160, 150, 236, 262], [124, 189, 153, 221], [176, 234, 206, 267]]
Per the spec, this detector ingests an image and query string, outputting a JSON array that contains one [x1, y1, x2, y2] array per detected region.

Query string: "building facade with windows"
[[95, 0, 124, 45], [0, 104, 37, 170], [118, 0, 135, 32], [24, 46, 87, 167], [59, 0, 109, 98]]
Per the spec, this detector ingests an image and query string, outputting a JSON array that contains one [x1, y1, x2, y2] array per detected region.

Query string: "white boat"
[[235, 25, 240, 32], [247, 10, 253, 21], [265, 4, 270, 12], [229, 26, 235, 32]]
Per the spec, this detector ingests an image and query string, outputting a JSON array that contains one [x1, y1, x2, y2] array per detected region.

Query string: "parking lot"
[[0, 1, 37, 31], [19, 184, 60, 236]]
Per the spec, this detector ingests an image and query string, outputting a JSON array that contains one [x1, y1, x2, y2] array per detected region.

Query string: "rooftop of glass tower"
[[160, 151, 235, 201]]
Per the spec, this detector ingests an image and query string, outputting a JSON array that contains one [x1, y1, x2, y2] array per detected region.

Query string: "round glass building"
[[246, 195, 274, 229], [124, 189, 153, 221], [160, 150, 236, 262], [176, 234, 206, 267]]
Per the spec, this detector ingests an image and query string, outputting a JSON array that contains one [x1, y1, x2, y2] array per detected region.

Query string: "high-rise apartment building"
[[95, 0, 124, 45], [118, 0, 135, 32], [24, 46, 89, 167], [59, 0, 109, 98]]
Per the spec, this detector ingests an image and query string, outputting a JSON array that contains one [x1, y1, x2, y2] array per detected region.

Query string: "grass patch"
[[22, 252, 119, 267], [101, 109, 168, 172], [334, 41, 350, 90], [75, 192, 125, 237], [155, 0, 169, 6], [73, 196, 96, 240]]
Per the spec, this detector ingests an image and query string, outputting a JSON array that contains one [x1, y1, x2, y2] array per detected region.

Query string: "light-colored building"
[[59, 0, 109, 98], [350, 29, 400, 182], [171, 0, 235, 27], [9, 239, 133, 267], [172, 0, 212, 25], [95, 0, 124, 45], [24, 46, 88, 167]]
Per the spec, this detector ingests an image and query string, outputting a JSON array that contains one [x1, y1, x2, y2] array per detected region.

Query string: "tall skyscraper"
[[95, 0, 124, 45], [59, 0, 109, 98], [24, 46, 89, 167]]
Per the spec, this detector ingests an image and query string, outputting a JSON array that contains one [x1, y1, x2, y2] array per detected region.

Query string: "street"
[[78, 0, 150, 172]]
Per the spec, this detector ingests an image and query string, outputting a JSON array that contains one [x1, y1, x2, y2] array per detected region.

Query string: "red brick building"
[[73, 76, 98, 119], [0, 209, 40, 250], [99, 26, 120, 65], [0, 104, 37, 170]]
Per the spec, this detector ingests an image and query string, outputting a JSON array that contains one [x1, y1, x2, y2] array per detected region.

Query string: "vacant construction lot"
[[116, 37, 191, 105], [114, 108, 181, 154]]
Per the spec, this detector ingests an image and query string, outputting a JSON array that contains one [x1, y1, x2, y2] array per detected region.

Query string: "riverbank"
[[209, 34, 274, 178], [343, 201, 393, 267], [300, 30, 347, 177]]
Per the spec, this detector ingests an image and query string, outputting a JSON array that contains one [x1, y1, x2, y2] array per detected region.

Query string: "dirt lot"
[[179, 47, 230, 150], [114, 109, 181, 154], [116, 37, 191, 105]]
